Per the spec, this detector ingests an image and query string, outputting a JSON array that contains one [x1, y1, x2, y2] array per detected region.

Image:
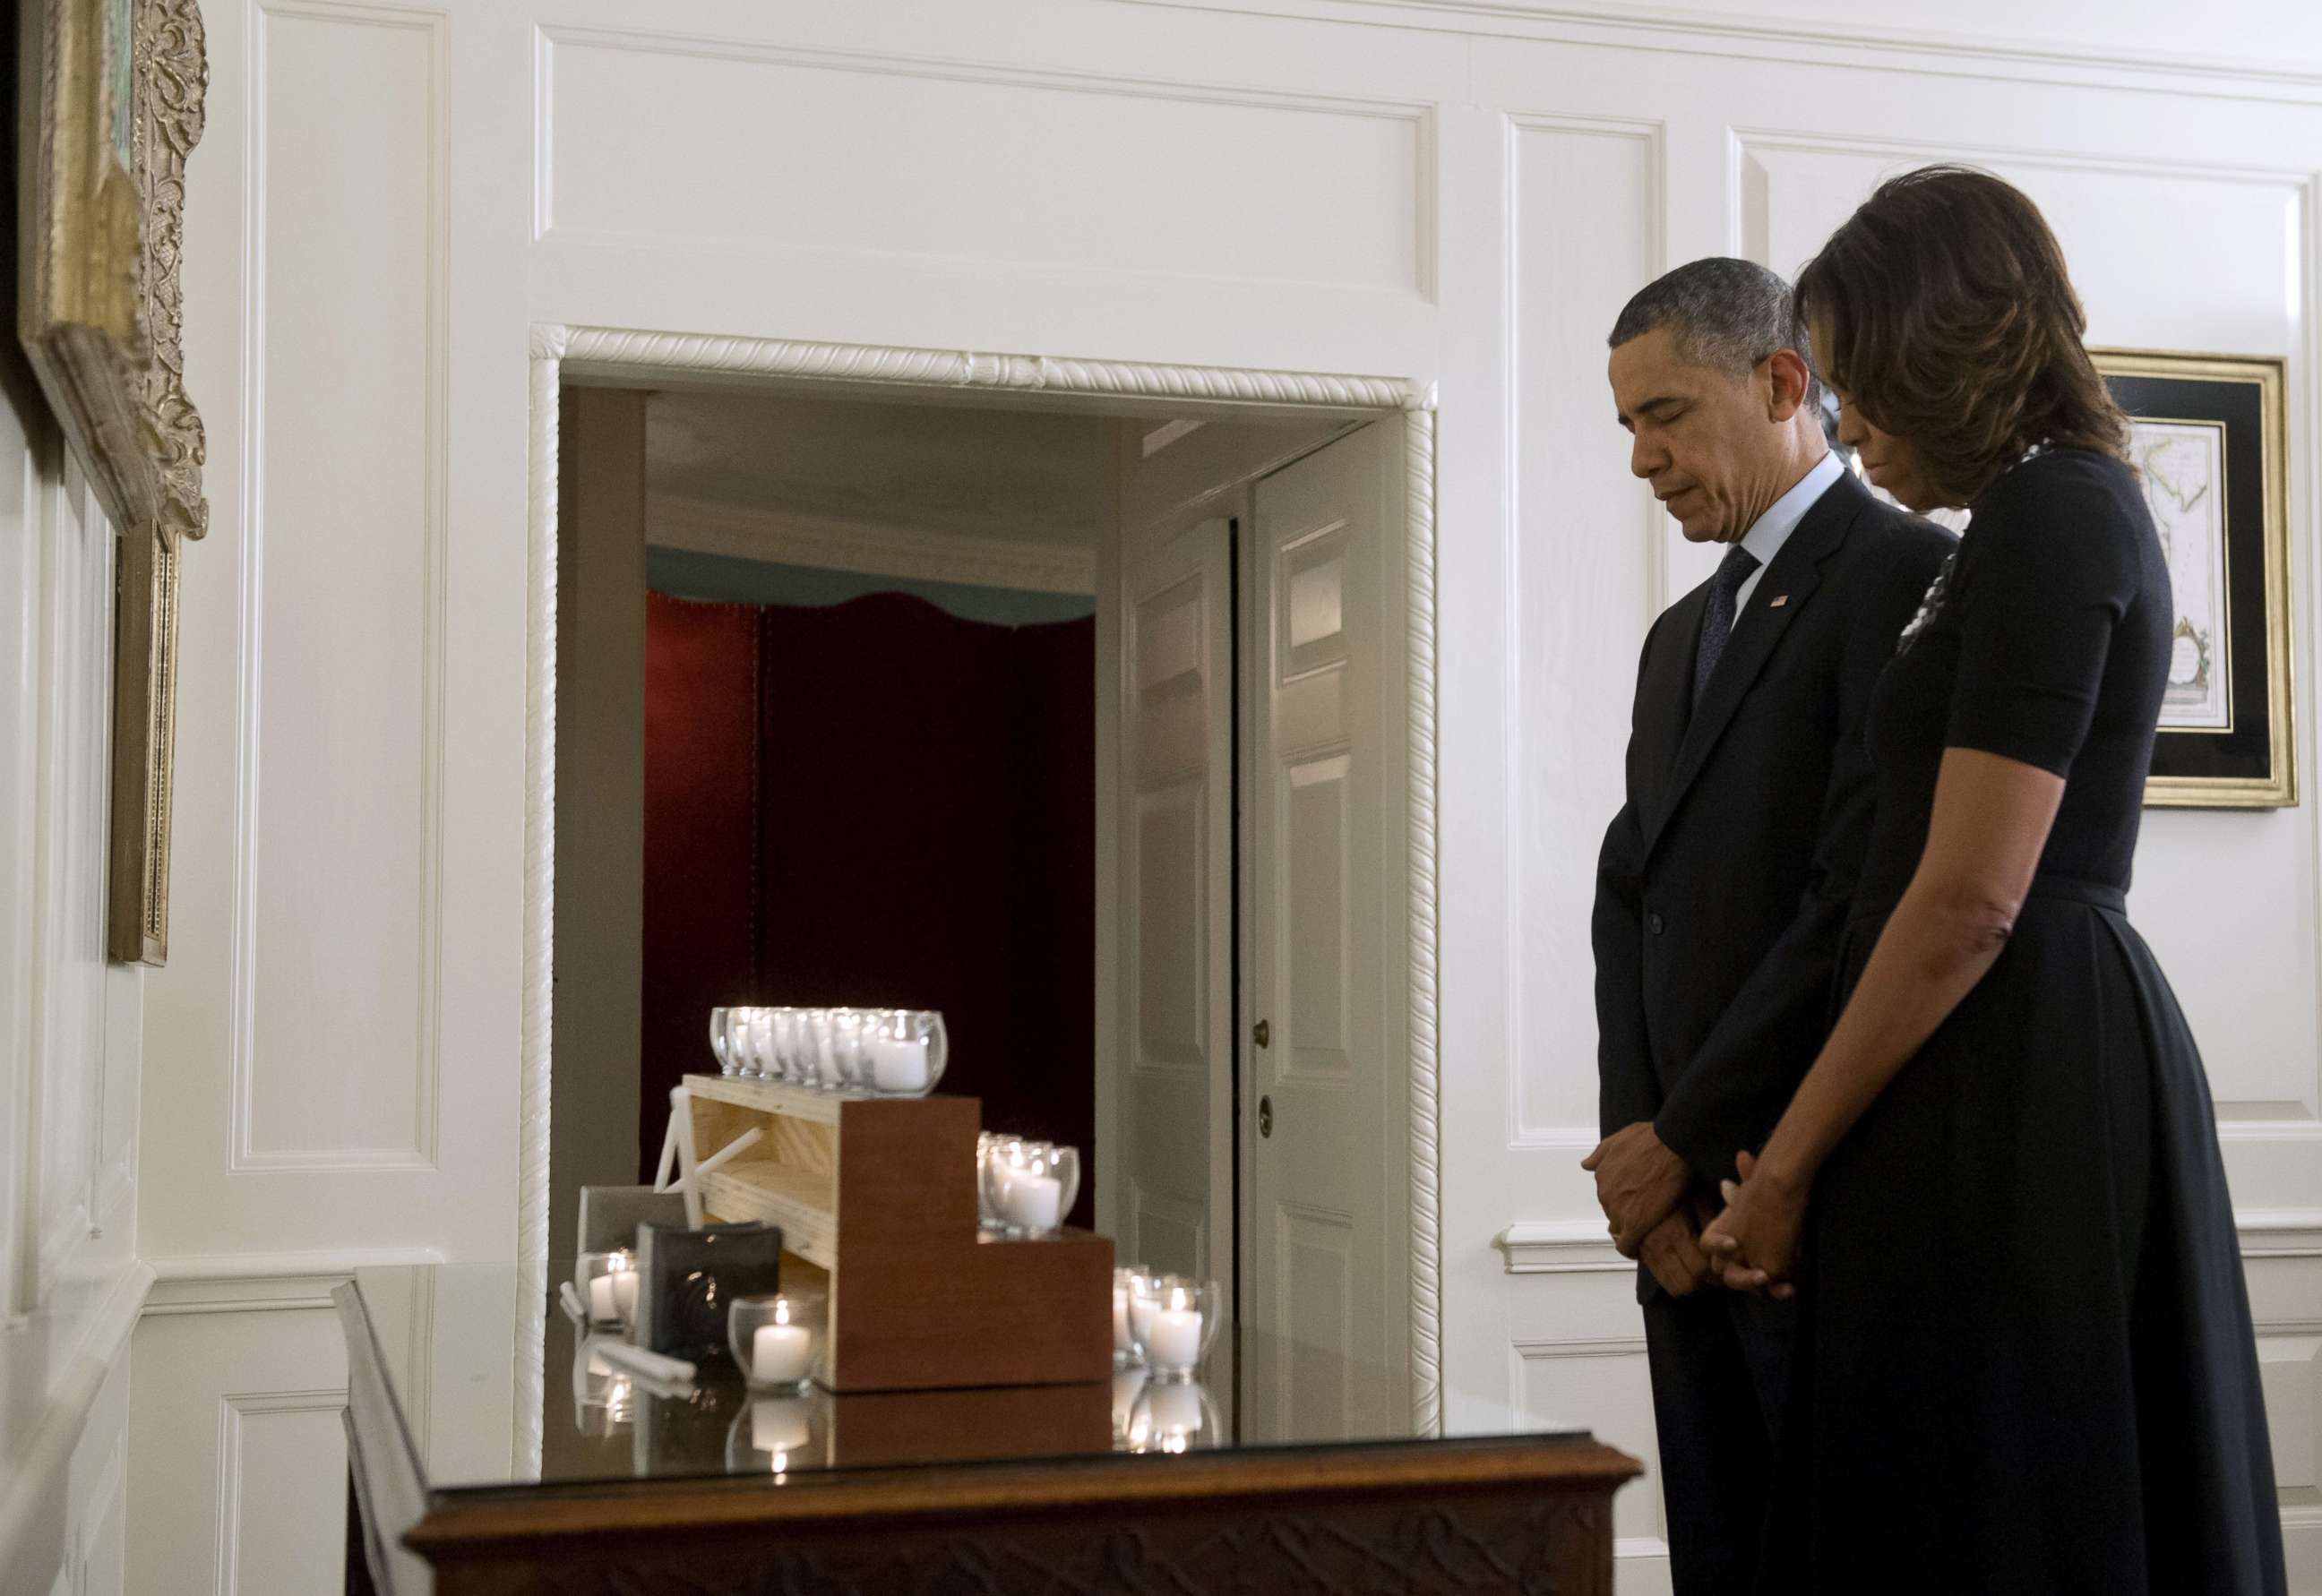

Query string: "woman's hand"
[[1701, 1150, 1804, 1299]]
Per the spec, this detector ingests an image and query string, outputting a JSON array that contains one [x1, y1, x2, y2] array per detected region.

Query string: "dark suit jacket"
[[1594, 470, 1956, 1205]]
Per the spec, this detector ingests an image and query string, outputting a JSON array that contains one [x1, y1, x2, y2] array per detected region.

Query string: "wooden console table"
[[339, 1263, 1640, 1596]]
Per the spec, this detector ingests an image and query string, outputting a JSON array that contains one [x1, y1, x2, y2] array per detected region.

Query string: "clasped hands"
[[1582, 1123, 1802, 1299]]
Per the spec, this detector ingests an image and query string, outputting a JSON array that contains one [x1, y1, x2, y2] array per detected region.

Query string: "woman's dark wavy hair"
[[1795, 165, 2128, 506]]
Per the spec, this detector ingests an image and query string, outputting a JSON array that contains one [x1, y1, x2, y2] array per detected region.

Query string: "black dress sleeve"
[[1945, 457, 2142, 777]]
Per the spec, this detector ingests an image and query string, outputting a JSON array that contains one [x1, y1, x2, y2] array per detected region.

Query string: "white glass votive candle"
[[578, 1249, 638, 1329], [710, 1008, 735, 1075], [867, 1009, 950, 1096], [992, 1142, 1079, 1238], [1137, 1277, 1219, 1379], [729, 1293, 820, 1392]]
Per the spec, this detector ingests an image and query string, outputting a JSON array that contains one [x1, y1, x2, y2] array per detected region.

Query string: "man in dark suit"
[[1584, 258, 1954, 1593]]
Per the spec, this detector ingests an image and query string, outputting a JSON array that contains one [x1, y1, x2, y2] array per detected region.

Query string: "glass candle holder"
[[1127, 1377, 1223, 1454], [742, 1008, 775, 1080], [996, 1142, 1079, 1238], [980, 1136, 1031, 1233], [1112, 1266, 1140, 1367], [576, 1248, 640, 1330], [865, 1008, 949, 1096], [572, 1338, 635, 1437], [729, 1292, 820, 1392], [1111, 1363, 1148, 1450], [709, 1007, 735, 1076], [1123, 1268, 1165, 1357], [1135, 1276, 1218, 1379], [830, 1008, 872, 1093], [770, 1008, 807, 1085]]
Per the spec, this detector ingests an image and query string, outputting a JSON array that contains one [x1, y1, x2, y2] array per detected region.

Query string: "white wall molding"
[[213, 1389, 349, 1596], [228, 0, 452, 1177], [141, 1247, 444, 1317], [535, 26, 1437, 298], [1497, 1211, 2322, 1274], [1120, 0, 2322, 106], [1494, 1220, 1628, 1275], [649, 494, 1100, 596], [0, 1261, 150, 1575], [526, 325, 1443, 1450]]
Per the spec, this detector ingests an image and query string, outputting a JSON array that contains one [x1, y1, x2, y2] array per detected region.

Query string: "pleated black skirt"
[[1761, 880, 2286, 1595]]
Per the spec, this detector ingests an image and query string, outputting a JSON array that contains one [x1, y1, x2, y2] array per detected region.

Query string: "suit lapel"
[[1637, 586, 1704, 798], [1640, 473, 1870, 860]]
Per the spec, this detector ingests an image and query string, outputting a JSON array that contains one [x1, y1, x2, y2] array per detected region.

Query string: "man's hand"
[[1638, 1210, 1716, 1298], [1582, 1120, 1691, 1257]]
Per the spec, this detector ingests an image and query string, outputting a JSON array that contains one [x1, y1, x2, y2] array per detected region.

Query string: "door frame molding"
[[515, 325, 1442, 1463]]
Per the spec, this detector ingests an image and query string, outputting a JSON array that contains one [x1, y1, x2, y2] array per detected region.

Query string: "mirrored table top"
[[347, 1262, 1594, 1497]]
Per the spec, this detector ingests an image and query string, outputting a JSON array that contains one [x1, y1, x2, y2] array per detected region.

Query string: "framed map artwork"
[[2092, 349, 2294, 809]]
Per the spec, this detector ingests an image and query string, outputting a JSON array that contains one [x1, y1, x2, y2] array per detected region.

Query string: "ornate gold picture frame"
[[17, 0, 208, 961], [2092, 349, 2296, 810]]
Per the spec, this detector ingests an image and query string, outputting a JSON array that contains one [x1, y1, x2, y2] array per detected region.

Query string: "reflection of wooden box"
[[684, 1075, 1111, 1393]]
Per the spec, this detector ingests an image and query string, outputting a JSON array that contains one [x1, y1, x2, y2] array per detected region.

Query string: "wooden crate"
[[684, 1075, 1112, 1393]]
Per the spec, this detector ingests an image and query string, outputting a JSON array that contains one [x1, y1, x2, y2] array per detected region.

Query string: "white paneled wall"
[[0, 362, 150, 1593], [134, 1, 2322, 1591]]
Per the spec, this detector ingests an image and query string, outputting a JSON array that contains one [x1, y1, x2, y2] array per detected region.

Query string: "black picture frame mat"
[[2103, 372, 2274, 784]]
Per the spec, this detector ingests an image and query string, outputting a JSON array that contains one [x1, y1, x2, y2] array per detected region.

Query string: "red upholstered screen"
[[641, 590, 1097, 1228]]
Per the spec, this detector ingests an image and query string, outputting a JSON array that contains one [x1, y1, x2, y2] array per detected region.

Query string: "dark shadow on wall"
[[640, 588, 1098, 1229]]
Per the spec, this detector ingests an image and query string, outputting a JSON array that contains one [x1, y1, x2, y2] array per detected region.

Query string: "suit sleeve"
[[1651, 525, 1955, 1185], [1594, 629, 1664, 1140]]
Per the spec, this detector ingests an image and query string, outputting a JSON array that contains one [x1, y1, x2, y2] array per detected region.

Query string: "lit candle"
[[588, 1253, 635, 1325], [1002, 1171, 1062, 1232], [1113, 1286, 1131, 1352], [752, 1395, 813, 1452], [752, 1300, 814, 1386], [1147, 1304, 1202, 1369], [870, 1036, 930, 1094], [1129, 1287, 1160, 1346]]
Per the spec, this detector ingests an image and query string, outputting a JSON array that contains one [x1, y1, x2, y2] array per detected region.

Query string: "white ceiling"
[[646, 389, 1119, 549]]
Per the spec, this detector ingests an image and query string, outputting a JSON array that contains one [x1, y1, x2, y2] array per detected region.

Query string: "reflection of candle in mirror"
[[1113, 1286, 1131, 1351], [870, 1036, 929, 1094], [1148, 1379, 1204, 1436], [1002, 1172, 1062, 1232], [752, 1299, 814, 1386], [752, 1396, 813, 1452]]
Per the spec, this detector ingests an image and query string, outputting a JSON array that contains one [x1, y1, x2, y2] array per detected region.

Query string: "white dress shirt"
[[1733, 450, 1846, 615]]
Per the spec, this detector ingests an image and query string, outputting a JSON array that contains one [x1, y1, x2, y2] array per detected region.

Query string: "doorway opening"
[[520, 329, 1442, 1460]]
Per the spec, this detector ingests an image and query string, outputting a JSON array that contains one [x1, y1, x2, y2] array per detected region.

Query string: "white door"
[[1114, 516, 1235, 1311], [1243, 417, 1410, 1440]]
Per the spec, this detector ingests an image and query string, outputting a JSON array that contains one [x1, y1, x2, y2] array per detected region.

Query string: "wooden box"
[[683, 1075, 1112, 1393]]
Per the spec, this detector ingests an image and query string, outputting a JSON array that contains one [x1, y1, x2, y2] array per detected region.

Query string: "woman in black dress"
[[1704, 167, 2286, 1593]]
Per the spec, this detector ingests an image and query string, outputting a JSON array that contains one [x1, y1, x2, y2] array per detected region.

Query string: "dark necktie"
[[1693, 545, 1761, 706]]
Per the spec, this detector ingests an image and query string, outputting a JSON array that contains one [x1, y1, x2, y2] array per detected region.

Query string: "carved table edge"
[[402, 1435, 1645, 1558]]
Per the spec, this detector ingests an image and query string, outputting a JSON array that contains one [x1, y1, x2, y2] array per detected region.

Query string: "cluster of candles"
[[1112, 1267, 1219, 1378], [710, 1007, 948, 1097], [977, 1133, 1082, 1237]]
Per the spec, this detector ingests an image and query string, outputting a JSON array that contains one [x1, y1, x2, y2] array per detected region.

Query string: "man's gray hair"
[[1608, 257, 1819, 407]]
